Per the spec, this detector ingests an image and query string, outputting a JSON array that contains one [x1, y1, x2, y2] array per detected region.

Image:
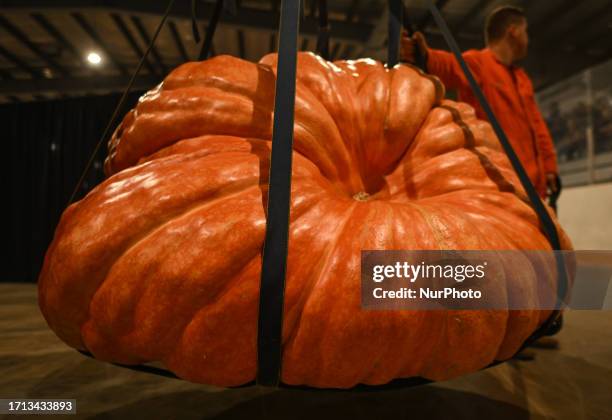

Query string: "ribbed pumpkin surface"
[[38, 52, 572, 388]]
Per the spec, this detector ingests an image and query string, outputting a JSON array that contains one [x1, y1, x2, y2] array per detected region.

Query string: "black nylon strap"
[[191, 0, 201, 43], [315, 0, 330, 59], [196, 0, 223, 61], [193, 0, 236, 60], [256, 0, 301, 387], [425, 1, 567, 335], [387, 0, 402, 67], [198, 0, 224, 60], [401, 6, 427, 72]]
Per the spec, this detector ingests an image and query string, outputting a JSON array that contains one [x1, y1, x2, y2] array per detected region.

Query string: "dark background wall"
[[3, 92, 142, 282]]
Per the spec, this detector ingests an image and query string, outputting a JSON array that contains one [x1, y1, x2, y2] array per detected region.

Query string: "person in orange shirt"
[[400, 6, 559, 198]]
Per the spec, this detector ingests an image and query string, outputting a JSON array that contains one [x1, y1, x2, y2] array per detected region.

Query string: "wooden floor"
[[1, 283, 611, 419]]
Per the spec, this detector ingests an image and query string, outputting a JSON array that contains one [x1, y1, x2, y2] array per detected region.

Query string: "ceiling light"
[[87, 52, 102, 65]]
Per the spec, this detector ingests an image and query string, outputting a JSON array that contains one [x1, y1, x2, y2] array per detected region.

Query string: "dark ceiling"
[[0, 0, 611, 103]]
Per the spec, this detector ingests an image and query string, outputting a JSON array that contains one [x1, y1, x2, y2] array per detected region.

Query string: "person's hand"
[[400, 30, 428, 64], [546, 173, 559, 195]]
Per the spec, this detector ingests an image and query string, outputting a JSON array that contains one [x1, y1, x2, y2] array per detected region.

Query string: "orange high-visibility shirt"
[[427, 48, 558, 197]]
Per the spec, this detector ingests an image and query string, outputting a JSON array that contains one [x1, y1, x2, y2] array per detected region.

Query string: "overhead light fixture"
[[86, 51, 102, 65]]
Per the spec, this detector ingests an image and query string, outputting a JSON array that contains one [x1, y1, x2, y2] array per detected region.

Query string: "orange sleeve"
[[534, 109, 559, 174], [524, 80, 559, 175], [426, 48, 481, 90]]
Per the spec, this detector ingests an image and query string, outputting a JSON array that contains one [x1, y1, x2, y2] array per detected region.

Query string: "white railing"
[[538, 58, 612, 187]]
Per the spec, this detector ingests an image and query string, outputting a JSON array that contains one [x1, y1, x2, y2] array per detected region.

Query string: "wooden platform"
[[1, 283, 611, 419]]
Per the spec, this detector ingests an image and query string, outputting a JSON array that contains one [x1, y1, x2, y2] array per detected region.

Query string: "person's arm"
[[534, 110, 559, 176], [399, 31, 481, 90], [523, 81, 560, 195], [426, 48, 481, 91], [524, 78, 559, 177]]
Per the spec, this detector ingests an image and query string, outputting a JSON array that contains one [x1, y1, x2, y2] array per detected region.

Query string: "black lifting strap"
[[401, 5, 427, 72], [196, 0, 226, 60], [425, 1, 568, 338], [387, 0, 403, 67], [390, 1, 428, 71], [390, 1, 427, 72], [257, 0, 302, 387], [315, 0, 330, 60]]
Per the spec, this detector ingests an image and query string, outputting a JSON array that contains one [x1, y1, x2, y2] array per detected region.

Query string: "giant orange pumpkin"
[[38, 52, 572, 388]]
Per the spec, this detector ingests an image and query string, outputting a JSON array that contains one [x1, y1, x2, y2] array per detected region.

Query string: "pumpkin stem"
[[353, 191, 370, 201]]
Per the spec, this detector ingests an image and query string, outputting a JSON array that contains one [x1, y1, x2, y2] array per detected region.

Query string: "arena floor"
[[1, 283, 611, 419]]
